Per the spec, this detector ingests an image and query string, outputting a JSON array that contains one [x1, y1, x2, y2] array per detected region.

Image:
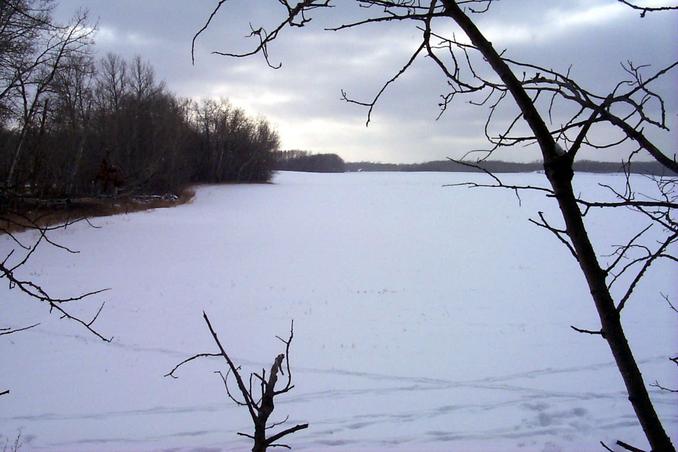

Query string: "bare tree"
[[3, 4, 93, 189], [194, 1, 676, 451], [166, 313, 308, 452], [49, 52, 96, 196], [95, 53, 128, 115], [0, 0, 53, 125]]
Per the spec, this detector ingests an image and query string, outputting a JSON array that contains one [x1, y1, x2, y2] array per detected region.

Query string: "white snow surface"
[[1, 171, 676, 451]]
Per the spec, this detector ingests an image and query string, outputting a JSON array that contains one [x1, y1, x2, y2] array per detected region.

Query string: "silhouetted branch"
[[191, 0, 228, 65], [650, 380, 678, 393], [267, 415, 290, 431], [0, 258, 111, 341], [618, 0, 678, 17], [163, 352, 222, 379], [616, 230, 678, 312], [441, 159, 554, 207], [661, 293, 678, 314], [193, 0, 332, 69], [530, 211, 579, 262], [216, 368, 251, 407], [601, 441, 615, 452], [0, 323, 40, 336], [341, 40, 426, 126], [0, 226, 111, 341], [604, 225, 652, 275], [616, 439, 647, 452], [266, 423, 310, 447], [201, 312, 259, 421], [570, 325, 604, 337]]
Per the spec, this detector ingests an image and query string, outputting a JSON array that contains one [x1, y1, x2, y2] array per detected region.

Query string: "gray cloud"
[[54, 0, 677, 163]]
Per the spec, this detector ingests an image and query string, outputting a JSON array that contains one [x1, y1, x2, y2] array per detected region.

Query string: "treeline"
[[274, 150, 346, 173], [272, 150, 666, 176], [0, 0, 279, 203], [345, 159, 669, 175], [273, 154, 666, 175]]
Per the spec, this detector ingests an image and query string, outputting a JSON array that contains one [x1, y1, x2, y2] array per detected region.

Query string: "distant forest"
[[274, 151, 668, 176], [344, 159, 669, 175], [0, 2, 279, 204], [274, 150, 346, 173]]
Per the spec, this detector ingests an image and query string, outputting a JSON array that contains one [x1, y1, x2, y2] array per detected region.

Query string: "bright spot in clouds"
[[92, 25, 159, 48], [548, 3, 627, 29], [209, 84, 297, 109], [479, 2, 637, 45]]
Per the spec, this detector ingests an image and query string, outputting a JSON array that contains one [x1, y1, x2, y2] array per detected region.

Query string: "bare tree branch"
[[0, 323, 40, 336], [530, 211, 579, 262], [650, 380, 678, 393], [618, 0, 678, 17], [341, 40, 426, 126], [191, 0, 228, 65], [616, 230, 678, 312], [660, 293, 678, 314], [601, 441, 615, 452], [570, 325, 604, 337], [163, 352, 222, 379], [616, 439, 648, 452]]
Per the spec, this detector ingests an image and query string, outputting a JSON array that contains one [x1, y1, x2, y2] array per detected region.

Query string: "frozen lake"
[[1, 171, 676, 451]]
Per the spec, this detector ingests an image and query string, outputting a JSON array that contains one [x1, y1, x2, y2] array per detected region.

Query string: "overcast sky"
[[54, 1, 677, 164]]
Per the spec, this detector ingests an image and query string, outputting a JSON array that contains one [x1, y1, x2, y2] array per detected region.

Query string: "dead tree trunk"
[[6, 114, 31, 189], [66, 128, 87, 196], [166, 313, 309, 452], [443, 2, 674, 450]]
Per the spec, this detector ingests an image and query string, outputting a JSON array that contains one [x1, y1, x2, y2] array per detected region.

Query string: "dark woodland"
[[274, 150, 346, 173], [0, 0, 279, 215]]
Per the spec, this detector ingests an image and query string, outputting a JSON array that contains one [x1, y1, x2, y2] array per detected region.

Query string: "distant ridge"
[[345, 160, 669, 176]]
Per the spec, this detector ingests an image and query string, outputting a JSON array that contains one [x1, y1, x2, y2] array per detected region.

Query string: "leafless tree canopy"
[[194, 1, 676, 451], [1, 0, 281, 203]]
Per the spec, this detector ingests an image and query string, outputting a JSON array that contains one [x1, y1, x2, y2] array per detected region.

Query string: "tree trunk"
[[252, 426, 267, 452], [30, 98, 51, 195], [67, 130, 87, 196], [6, 123, 30, 189], [546, 162, 673, 451], [444, 2, 674, 450]]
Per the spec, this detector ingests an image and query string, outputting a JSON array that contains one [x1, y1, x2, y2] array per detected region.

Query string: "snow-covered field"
[[1, 171, 676, 451]]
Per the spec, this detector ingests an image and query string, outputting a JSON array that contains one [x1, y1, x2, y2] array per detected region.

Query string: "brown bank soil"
[[1, 187, 195, 234]]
